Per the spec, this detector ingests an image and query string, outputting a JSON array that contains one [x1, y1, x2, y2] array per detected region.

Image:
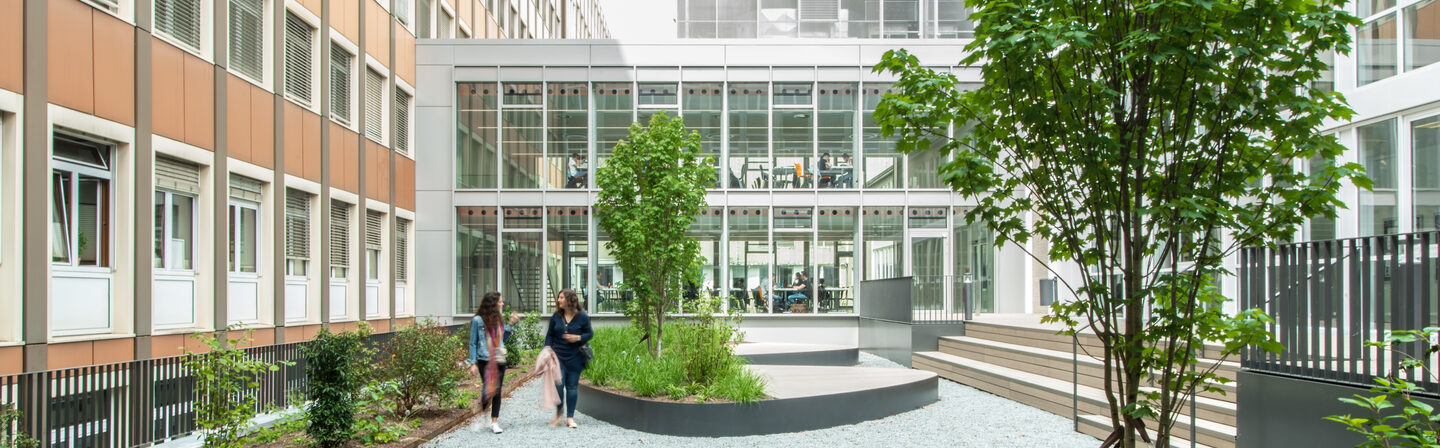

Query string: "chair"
[[794, 163, 814, 188]]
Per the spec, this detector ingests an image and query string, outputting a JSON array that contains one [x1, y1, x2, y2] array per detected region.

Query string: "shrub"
[[303, 327, 367, 447], [380, 319, 468, 413], [1, 404, 38, 448], [584, 318, 766, 403], [672, 293, 742, 388], [186, 329, 284, 448], [352, 381, 412, 445], [505, 311, 547, 367], [1326, 328, 1440, 447]]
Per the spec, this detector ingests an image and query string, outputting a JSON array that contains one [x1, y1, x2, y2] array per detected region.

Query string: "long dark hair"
[[477, 290, 502, 332], [555, 289, 579, 315]]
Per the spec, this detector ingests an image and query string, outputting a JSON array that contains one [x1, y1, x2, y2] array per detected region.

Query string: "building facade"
[[676, 0, 972, 39], [0, 0, 608, 374], [414, 40, 1059, 346]]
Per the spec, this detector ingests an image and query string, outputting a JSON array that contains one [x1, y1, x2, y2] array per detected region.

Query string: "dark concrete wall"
[[1238, 371, 1440, 448]]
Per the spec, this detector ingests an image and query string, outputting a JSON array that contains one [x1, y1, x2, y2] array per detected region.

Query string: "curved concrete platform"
[[735, 342, 859, 366], [577, 365, 938, 436]]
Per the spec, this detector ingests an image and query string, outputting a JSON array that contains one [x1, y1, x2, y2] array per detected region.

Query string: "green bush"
[[584, 306, 766, 404], [379, 319, 468, 413], [186, 329, 284, 448], [504, 311, 547, 367], [0, 404, 38, 448], [1326, 328, 1440, 447], [302, 327, 367, 448], [352, 381, 412, 445]]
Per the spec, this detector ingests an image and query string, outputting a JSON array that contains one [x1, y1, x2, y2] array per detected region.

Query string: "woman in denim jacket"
[[469, 290, 520, 434]]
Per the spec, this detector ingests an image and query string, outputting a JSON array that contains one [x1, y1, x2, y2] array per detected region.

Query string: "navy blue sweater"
[[543, 311, 593, 372]]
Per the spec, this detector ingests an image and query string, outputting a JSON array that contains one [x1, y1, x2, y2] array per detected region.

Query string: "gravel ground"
[[426, 352, 1101, 448]]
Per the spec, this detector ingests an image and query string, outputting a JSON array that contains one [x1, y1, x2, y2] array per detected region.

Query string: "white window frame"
[[395, 79, 415, 158], [438, 1, 456, 38], [80, 0, 137, 25], [363, 59, 391, 145], [151, 0, 214, 60], [226, 0, 274, 89], [329, 34, 360, 130], [283, 5, 323, 112], [51, 136, 116, 271], [154, 189, 198, 272], [228, 198, 262, 275], [284, 189, 312, 278]]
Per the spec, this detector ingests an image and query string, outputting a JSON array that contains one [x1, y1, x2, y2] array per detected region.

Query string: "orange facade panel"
[[92, 10, 135, 126], [0, 0, 21, 93], [48, 0, 94, 114], [250, 86, 276, 168], [394, 24, 415, 85], [302, 110, 323, 182], [332, 0, 359, 43], [182, 53, 215, 149], [150, 334, 186, 358], [226, 75, 253, 162], [456, 0, 471, 33], [298, 0, 322, 18], [93, 338, 136, 365], [367, 142, 389, 202], [368, 319, 391, 334], [152, 38, 186, 141], [367, 0, 390, 64], [284, 102, 305, 177], [0, 346, 22, 375], [47, 341, 94, 370], [395, 156, 415, 210]]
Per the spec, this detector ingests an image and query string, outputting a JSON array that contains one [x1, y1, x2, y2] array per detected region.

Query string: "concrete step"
[[1077, 414, 1218, 448], [965, 321, 1231, 361], [939, 336, 1240, 405], [914, 351, 1235, 448]]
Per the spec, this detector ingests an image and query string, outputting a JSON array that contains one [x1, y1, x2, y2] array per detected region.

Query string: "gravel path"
[[426, 352, 1101, 447]]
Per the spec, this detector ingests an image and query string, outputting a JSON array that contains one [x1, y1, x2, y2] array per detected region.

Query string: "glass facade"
[[863, 85, 903, 189], [677, 0, 973, 39], [1415, 116, 1440, 231], [1359, 119, 1399, 235], [730, 83, 770, 189], [457, 83, 499, 188], [456, 206, 498, 314], [548, 83, 589, 189]]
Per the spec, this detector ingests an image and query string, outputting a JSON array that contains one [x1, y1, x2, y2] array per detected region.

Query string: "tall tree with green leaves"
[[595, 112, 715, 356], [873, 0, 1364, 445]]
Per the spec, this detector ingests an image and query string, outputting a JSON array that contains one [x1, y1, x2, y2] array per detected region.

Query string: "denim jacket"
[[469, 315, 514, 365]]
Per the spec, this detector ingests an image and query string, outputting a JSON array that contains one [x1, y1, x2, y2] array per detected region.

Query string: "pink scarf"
[[483, 321, 501, 402], [533, 346, 563, 408]]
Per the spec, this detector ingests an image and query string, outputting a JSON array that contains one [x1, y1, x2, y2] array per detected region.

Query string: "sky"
[[597, 0, 677, 40]]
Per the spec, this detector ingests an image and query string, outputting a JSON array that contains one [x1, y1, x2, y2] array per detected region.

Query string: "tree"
[[595, 112, 715, 356], [872, 0, 1364, 445]]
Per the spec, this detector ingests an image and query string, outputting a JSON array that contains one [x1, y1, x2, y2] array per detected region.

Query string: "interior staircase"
[[914, 320, 1239, 448]]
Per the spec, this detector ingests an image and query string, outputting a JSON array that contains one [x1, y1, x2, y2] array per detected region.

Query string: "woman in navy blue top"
[[544, 289, 592, 428]]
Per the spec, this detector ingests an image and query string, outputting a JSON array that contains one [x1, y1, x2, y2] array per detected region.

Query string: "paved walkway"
[[425, 352, 1101, 447]]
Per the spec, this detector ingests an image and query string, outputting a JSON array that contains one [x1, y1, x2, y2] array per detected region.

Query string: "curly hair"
[[556, 289, 580, 314], [477, 290, 503, 331]]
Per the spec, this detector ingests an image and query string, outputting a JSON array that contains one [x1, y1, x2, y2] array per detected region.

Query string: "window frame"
[[228, 198, 262, 275], [51, 135, 116, 270], [154, 189, 198, 272], [1357, 0, 1438, 86], [363, 61, 391, 144], [226, 0, 272, 87], [151, 0, 213, 59], [329, 37, 359, 128], [283, 8, 322, 111], [394, 81, 415, 157]]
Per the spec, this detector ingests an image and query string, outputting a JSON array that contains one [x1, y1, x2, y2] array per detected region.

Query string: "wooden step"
[[940, 336, 1240, 406], [965, 321, 1231, 361], [1077, 414, 1219, 448], [914, 351, 1235, 448]]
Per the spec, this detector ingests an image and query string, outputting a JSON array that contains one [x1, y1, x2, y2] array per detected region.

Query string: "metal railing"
[[911, 275, 978, 323], [0, 324, 457, 447], [1239, 231, 1440, 393]]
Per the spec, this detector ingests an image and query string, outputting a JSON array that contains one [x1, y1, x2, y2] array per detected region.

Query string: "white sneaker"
[[491, 422, 503, 434]]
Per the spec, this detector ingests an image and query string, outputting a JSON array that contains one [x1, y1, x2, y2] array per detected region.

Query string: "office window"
[[1415, 116, 1440, 231], [52, 135, 113, 268], [1359, 14, 1399, 85], [1359, 119, 1399, 235], [1407, 0, 1440, 71], [154, 157, 199, 270], [228, 175, 263, 274], [863, 207, 903, 280], [729, 83, 769, 189], [284, 12, 316, 105], [547, 83, 588, 189], [682, 82, 723, 188], [954, 207, 995, 314], [1307, 155, 1338, 240], [230, 0, 265, 81], [502, 83, 543, 189], [457, 83, 499, 188], [154, 0, 202, 51], [396, 218, 410, 282], [773, 83, 814, 190], [817, 83, 856, 189], [330, 200, 350, 278], [417, 0, 433, 38], [728, 207, 770, 313], [594, 82, 633, 169], [365, 69, 386, 142], [457, 206, 497, 314], [863, 84, 903, 188], [285, 188, 311, 276], [366, 210, 383, 281], [817, 207, 856, 313], [395, 88, 412, 156], [330, 43, 353, 125]]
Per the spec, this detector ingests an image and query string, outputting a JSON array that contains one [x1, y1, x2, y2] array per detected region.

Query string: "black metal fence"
[[0, 324, 458, 448], [1240, 231, 1440, 393]]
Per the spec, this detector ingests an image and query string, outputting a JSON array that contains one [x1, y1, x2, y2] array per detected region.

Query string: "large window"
[[863, 207, 903, 280], [457, 206, 497, 314], [817, 207, 856, 313], [547, 83, 588, 189], [728, 207, 770, 313], [545, 206, 589, 307], [52, 136, 113, 268], [284, 12, 316, 106], [155, 0, 203, 52], [774, 207, 814, 313], [330, 43, 353, 125], [229, 0, 264, 81], [1360, 0, 1437, 85], [154, 157, 199, 271], [284, 188, 311, 276], [502, 207, 543, 312], [1408, 0, 1440, 71], [228, 176, 262, 275], [1415, 116, 1440, 231], [502, 83, 543, 188], [863, 84, 902, 188], [690, 207, 723, 312], [1359, 14, 1400, 85], [682, 82, 723, 187], [729, 83, 769, 189], [637, 83, 678, 124], [817, 83, 856, 189], [1308, 155, 1338, 240], [954, 207, 994, 314], [773, 83, 814, 189], [594, 83, 633, 169], [330, 200, 350, 278], [1359, 119, 1399, 235], [457, 83, 498, 188]]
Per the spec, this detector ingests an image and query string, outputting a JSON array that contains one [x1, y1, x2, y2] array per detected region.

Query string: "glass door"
[[906, 229, 950, 312]]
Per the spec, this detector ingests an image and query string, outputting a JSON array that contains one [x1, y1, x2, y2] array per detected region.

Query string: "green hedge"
[[583, 324, 767, 403]]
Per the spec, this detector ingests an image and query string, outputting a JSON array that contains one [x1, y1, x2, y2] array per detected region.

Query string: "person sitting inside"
[[786, 271, 811, 312], [566, 153, 588, 188], [833, 155, 854, 188]]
